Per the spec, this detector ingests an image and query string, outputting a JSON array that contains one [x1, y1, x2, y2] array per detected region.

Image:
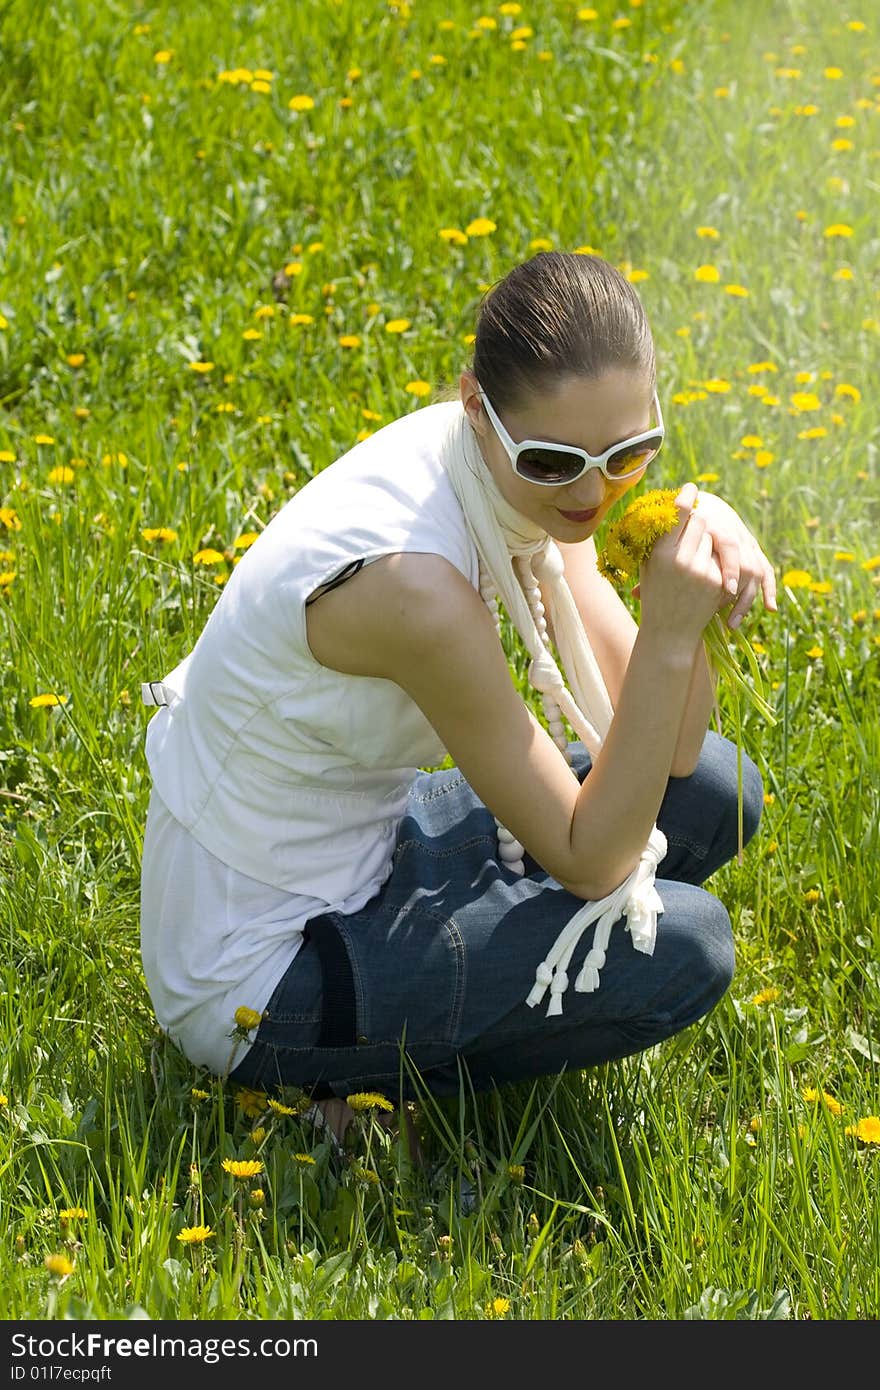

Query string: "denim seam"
[[393, 833, 495, 862], [411, 776, 467, 804], [663, 831, 709, 860]]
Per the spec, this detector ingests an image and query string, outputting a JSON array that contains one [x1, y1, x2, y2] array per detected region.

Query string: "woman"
[[139, 251, 776, 1140]]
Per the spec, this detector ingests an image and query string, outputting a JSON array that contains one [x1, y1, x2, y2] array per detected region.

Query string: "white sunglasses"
[[478, 384, 665, 485]]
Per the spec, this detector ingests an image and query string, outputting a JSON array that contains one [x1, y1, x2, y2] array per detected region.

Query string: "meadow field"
[[1, 0, 878, 1323]]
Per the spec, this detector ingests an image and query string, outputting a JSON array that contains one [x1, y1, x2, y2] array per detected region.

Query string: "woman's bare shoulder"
[[305, 551, 483, 678]]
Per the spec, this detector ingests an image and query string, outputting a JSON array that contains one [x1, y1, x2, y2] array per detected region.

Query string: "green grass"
[[1, 0, 878, 1321]]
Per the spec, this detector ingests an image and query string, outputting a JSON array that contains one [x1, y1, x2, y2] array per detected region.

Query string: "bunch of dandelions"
[[597, 488, 776, 855]]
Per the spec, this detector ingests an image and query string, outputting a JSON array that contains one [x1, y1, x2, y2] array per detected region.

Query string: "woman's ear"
[[459, 371, 485, 432]]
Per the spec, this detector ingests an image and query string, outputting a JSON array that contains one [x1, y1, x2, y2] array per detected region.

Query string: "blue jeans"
[[229, 731, 762, 1100]]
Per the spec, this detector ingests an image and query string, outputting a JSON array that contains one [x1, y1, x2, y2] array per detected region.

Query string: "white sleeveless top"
[[139, 401, 479, 1073]]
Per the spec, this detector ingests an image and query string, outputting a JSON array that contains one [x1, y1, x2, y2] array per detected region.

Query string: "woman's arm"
[[545, 534, 717, 777], [547, 488, 776, 776]]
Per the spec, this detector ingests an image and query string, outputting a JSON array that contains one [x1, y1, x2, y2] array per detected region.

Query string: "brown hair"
[[466, 251, 655, 412]]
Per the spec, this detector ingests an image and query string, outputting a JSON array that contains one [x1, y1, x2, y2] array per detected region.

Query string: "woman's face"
[[460, 367, 656, 542]]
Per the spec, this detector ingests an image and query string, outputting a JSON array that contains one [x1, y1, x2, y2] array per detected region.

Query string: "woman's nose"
[[560, 468, 607, 509]]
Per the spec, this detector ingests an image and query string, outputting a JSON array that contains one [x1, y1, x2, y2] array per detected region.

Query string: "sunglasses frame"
[[477, 383, 665, 486]]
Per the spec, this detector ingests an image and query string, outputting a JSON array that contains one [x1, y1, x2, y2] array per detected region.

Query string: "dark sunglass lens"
[[517, 448, 583, 484], [606, 437, 662, 477]]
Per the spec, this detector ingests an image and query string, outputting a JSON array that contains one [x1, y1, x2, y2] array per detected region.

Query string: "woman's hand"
[[686, 490, 778, 629], [636, 484, 728, 651], [632, 486, 777, 635]]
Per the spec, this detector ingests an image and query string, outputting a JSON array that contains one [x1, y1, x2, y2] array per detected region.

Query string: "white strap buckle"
[[141, 681, 170, 707]]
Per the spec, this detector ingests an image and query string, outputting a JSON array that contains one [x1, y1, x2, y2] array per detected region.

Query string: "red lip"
[[557, 507, 599, 522]]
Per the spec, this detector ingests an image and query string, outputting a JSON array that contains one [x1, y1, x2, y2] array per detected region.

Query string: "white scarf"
[[440, 405, 667, 1017]]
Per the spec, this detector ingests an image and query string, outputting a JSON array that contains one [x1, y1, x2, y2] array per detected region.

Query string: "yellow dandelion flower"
[[34, 434, 55, 445], [59, 1208, 88, 1221], [235, 1088, 267, 1118], [439, 227, 468, 245], [749, 1115, 763, 1133], [790, 392, 821, 411], [696, 226, 720, 239], [805, 645, 823, 659], [191, 1088, 210, 1102], [234, 532, 259, 550], [0, 571, 15, 589], [234, 1005, 263, 1031], [529, 238, 553, 252], [346, 1091, 394, 1114], [267, 1097, 306, 1116], [695, 472, 719, 483], [251, 80, 271, 94], [803, 889, 822, 905], [835, 383, 860, 402], [141, 527, 177, 543], [221, 1158, 264, 1179], [824, 223, 853, 237], [852, 609, 867, 626], [834, 551, 855, 562], [576, 7, 598, 19], [0, 449, 16, 463], [242, 328, 262, 341], [192, 548, 226, 565], [293, 1152, 317, 1165], [861, 556, 880, 571], [809, 581, 832, 594], [44, 1254, 74, 1277], [405, 381, 432, 397], [385, 319, 411, 334], [781, 569, 812, 587], [29, 693, 69, 708], [824, 66, 843, 79], [725, 284, 749, 297], [0, 1093, 8, 1105], [507, 1164, 525, 1183], [798, 426, 828, 439], [465, 217, 497, 237], [338, 335, 361, 349], [702, 378, 731, 393], [487, 1297, 511, 1318], [754, 450, 774, 468], [289, 94, 315, 111], [289, 313, 314, 326], [177, 1225, 214, 1244], [741, 435, 764, 448], [831, 138, 854, 151], [188, 361, 214, 373], [845, 1116, 880, 1144], [761, 394, 780, 406], [694, 264, 720, 282], [154, 50, 173, 64], [751, 987, 780, 1006], [66, 353, 85, 367]]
